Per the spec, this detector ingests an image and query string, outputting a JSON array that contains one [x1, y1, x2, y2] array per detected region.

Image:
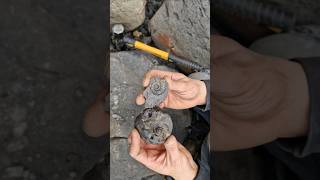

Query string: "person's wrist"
[[173, 164, 198, 180], [195, 80, 207, 106]]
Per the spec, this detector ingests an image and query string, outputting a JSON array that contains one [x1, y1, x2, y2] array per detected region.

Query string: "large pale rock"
[[111, 0, 147, 31], [149, 0, 210, 67], [110, 51, 191, 179]]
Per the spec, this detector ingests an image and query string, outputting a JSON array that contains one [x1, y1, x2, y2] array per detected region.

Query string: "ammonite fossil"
[[143, 77, 168, 108], [134, 108, 173, 144]]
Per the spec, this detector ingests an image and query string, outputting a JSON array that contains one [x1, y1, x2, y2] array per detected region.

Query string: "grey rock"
[[110, 138, 155, 180], [111, 0, 147, 31], [149, 0, 210, 68]]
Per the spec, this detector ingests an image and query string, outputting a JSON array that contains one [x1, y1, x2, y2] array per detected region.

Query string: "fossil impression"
[[134, 77, 172, 144], [135, 108, 173, 144], [143, 77, 168, 108]]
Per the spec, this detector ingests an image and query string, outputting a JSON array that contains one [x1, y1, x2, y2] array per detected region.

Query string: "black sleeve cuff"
[[196, 80, 210, 112], [276, 58, 320, 157]]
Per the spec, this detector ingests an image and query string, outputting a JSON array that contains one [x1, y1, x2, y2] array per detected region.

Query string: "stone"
[[110, 138, 155, 180], [143, 77, 168, 108], [149, 0, 210, 68], [111, 0, 147, 31], [135, 108, 173, 144]]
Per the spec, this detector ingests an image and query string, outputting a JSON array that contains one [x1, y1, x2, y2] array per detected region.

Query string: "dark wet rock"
[[149, 0, 210, 67]]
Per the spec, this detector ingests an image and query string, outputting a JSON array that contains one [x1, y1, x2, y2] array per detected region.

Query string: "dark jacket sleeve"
[[195, 80, 210, 112], [276, 58, 320, 157]]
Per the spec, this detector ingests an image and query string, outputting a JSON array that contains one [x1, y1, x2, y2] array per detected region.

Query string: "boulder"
[[111, 0, 147, 31], [149, 0, 210, 68]]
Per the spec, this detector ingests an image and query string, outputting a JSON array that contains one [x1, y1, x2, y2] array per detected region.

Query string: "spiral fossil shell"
[[143, 77, 168, 108], [134, 108, 173, 144]]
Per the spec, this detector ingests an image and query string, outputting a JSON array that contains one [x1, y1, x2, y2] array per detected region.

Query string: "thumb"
[[164, 135, 180, 158]]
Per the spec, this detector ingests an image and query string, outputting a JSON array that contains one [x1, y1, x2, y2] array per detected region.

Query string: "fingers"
[[163, 75, 187, 92], [178, 144, 194, 164], [128, 129, 142, 158], [159, 102, 165, 109], [136, 94, 145, 105], [164, 135, 180, 158], [143, 70, 186, 87]]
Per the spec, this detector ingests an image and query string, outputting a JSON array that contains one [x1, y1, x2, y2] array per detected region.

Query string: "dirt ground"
[[0, 0, 107, 179]]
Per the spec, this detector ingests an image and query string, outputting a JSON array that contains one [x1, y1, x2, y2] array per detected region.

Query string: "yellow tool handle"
[[134, 41, 169, 60]]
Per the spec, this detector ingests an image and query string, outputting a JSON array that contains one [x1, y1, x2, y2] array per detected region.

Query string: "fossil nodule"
[[143, 77, 168, 109], [134, 77, 172, 144], [135, 108, 173, 144]]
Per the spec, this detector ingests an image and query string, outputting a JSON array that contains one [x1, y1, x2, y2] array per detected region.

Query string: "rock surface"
[[110, 51, 191, 179], [111, 0, 147, 31], [0, 0, 107, 179], [149, 0, 210, 68]]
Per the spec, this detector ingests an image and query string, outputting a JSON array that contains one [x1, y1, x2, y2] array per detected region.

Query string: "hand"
[[128, 129, 198, 180], [212, 35, 309, 150], [82, 88, 109, 137], [136, 70, 207, 109]]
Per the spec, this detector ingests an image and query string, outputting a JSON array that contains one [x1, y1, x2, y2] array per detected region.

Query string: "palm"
[[212, 35, 309, 151], [137, 140, 170, 174], [162, 80, 202, 109]]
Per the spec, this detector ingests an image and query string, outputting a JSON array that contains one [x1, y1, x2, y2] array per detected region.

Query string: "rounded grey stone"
[[135, 108, 173, 144]]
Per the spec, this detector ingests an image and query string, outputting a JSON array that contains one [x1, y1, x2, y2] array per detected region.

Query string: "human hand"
[[83, 88, 109, 137], [212, 35, 309, 150], [136, 70, 207, 109], [128, 129, 198, 180]]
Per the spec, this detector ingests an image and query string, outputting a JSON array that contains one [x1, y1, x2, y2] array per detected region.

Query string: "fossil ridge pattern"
[[134, 108, 173, 144], [143, 77, 168, 108]]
